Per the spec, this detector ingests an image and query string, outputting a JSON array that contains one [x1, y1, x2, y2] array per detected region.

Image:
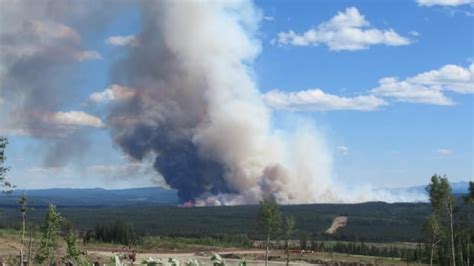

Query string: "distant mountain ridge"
[[392, 181, 470, 195], [0, 181, 469, 207], [0, 187, 179, 207]]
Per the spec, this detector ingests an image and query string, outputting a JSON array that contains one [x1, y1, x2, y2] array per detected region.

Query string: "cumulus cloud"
[[105, 35, 138, 47], [417, 0, 474, 6], [276, 7, 410, 51], [75, 50, 102, 61], [50, 111, 105, 128], [0, 0, 121, 165], [0, 4, 106, 135], [372, 63, 473, 105], [0, 20, 100, 62], [337, 145, 349, 155], [372, 77, 455, 105], [271, 63, 473, 110], [263, 89, 387, 111], [408, 64, 474, 94], [434, 148, 453, 156], [90, 84, 135, 103], [0, 128, 30, 137], [7, 111, 105, 138]]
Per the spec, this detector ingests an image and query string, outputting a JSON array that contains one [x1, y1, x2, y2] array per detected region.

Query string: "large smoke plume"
[[1, 0, 426, 204], [106, 1, 341, 205]]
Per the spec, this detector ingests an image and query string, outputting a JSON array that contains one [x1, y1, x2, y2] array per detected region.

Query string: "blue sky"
[[0, 0, 472, 192]]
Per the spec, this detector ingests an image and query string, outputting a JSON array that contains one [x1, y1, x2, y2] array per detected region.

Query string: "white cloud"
[[105, 35, 138, 47], [0, 127, 30, 136], [276, 7, 410, 51], [263, 16, 275, 21], [409, 31, 420, 36], [264, 63, 472, 112], [50, 111, 105, 128], [417, 0, 474, 6], [372, 77, 455, 105], [1, 110, 105, 137], [408, 64, 474, 94], [263, 89, 387, 111], [372, 63, 473, 105], [0, 20, 100, 62], [90, 84, 135, 103], [337, 145, 349, 155], [434, 148, 452, 156], [75, 50, 102, 61]]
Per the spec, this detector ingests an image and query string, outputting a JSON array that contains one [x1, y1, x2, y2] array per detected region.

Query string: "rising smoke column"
[[0, 0, 426, 204], [107, 0, 337, 204]]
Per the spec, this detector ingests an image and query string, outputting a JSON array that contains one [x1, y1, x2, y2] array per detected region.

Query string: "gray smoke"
[[1, 0, 426, 204], [0, 0, 122, 165], [106, 0, 340, 204]]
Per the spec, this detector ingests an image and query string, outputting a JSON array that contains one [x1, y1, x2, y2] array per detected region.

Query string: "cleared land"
[[0, 229, 427, 265]]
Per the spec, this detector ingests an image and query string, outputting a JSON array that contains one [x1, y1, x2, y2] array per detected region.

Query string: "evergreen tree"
[[36, 204, 64, 264], [64, 224, 80, 263], [0, 137, 14, 193]]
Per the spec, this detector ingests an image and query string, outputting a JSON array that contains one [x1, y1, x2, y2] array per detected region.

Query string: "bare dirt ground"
[[0, 231, 427, 265], [325, 216, 348, 234], [0, 234, 23, 254], [88, 250, 315, 266]]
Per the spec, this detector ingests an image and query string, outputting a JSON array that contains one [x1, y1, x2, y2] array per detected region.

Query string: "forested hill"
[[0, 187, 179, 207], [0, 202, 434, 242]]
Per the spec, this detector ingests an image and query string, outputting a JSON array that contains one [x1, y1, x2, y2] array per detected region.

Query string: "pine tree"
[[36, 204, 64, 264], [64, 225, 80, 263], [0, 137, 14, 193]]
